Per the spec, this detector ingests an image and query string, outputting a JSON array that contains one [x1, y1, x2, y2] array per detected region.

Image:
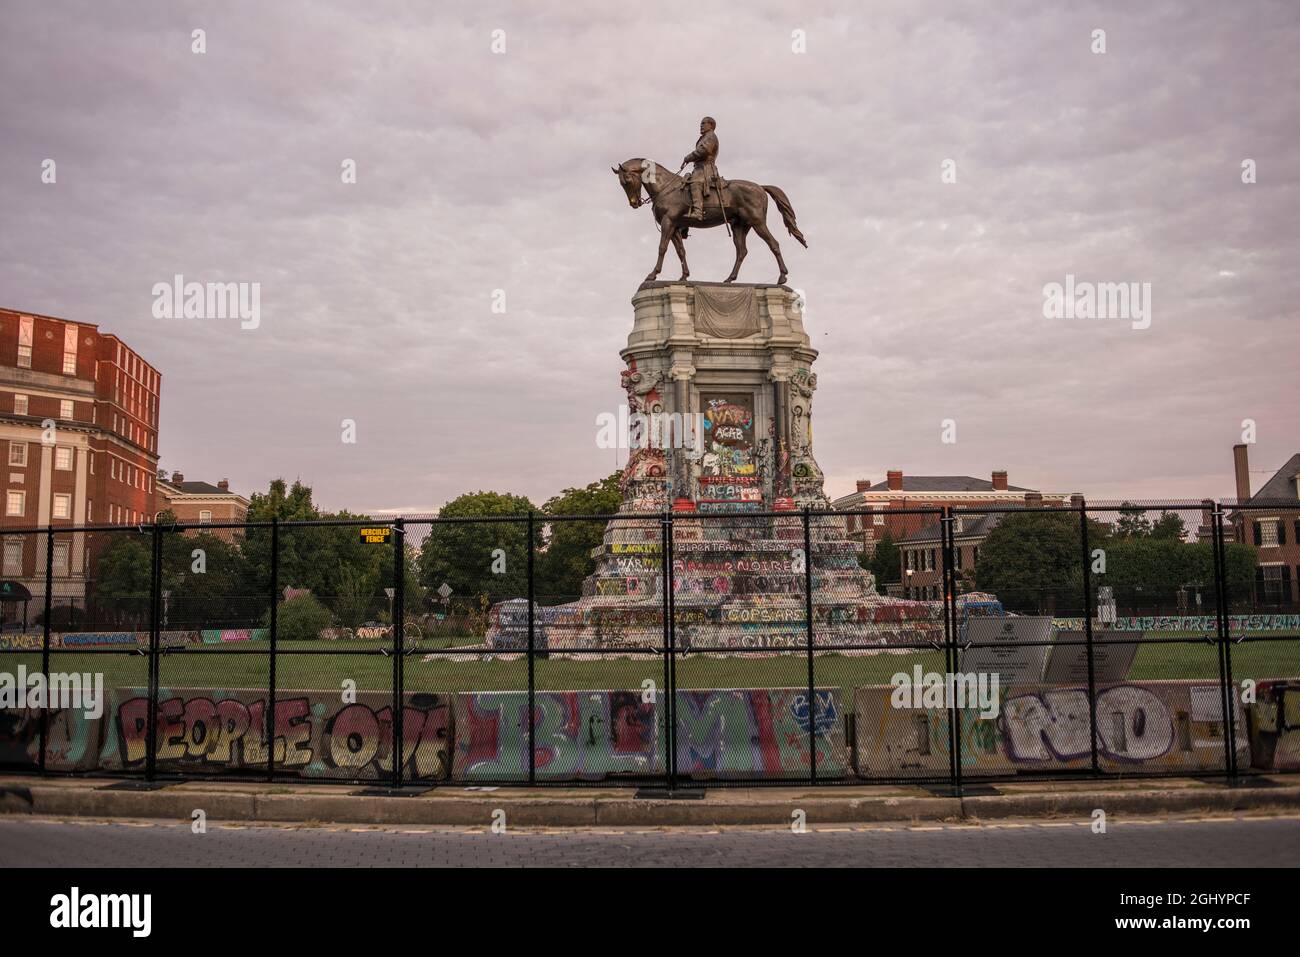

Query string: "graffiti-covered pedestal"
[[496, 282, 939, 653]]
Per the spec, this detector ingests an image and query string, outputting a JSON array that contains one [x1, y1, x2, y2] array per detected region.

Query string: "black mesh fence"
[[2, 500, 1296, 789]]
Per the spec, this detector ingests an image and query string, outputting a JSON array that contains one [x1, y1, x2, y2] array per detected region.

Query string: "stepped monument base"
[[493, 282, 941, 654]]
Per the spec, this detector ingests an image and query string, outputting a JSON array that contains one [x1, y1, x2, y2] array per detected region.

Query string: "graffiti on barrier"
[[453, 687, 845, 781], [4, 680, 1297, 780], [853, 679, 1252, 775], [99, 688, 451, 780], [1248, 680, 1300, 771], [454, 690, 659, 780], [676, 688, 844, 778]]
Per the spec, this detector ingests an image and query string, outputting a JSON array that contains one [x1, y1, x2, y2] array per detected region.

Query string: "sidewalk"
[[2, 774, 1298, 827]]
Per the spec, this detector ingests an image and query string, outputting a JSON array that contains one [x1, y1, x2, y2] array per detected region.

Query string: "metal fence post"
[[267, 517, 279, 781], [145, 523, 162, 782], [392, 518, 405, 789], [1078, 499, 1100, 776], [941, 509, 961, 796], [662, 510, 676, 792], [803, 507, 816, 784], [1212, 505, 1238, 782], [527, 511, 536, 786], [38, 527, 54, 775]]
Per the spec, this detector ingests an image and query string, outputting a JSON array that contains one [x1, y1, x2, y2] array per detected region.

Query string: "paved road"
[[2, 814, 1298, 867]]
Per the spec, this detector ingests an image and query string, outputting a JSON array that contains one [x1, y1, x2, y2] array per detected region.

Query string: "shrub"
[[264, 594, 333, 642]]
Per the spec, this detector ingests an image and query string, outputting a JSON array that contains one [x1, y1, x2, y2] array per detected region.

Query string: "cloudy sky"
[[1, 0, 1296, 513]]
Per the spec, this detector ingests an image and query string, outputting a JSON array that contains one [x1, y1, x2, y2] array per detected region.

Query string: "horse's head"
[[612, 159, 654, 208]]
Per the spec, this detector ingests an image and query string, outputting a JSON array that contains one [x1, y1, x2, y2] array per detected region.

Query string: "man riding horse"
[[681, 116, 721, 221], [612, 115, 807, 284]]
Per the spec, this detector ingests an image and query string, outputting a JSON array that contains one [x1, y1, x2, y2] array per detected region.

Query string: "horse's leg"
[[645, 223, 672, 282], [724, 224, 750, 283], [670, 228, 689, 281], [751, 220, 789, 285]]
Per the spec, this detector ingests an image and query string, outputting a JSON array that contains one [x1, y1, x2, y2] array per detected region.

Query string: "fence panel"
[[819, 506, 949, 784], [1079, 503, 1233, 777], [1221, 500, 1300, 777], [409, 515, 536, 785]]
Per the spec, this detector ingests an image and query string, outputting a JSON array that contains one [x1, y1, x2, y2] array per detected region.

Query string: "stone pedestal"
[[618, 280, 826, 512], [493, 282, 940, 654]]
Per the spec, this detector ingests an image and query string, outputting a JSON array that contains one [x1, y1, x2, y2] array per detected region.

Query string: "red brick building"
[[831, 470, 1073, 554], [156, 472, 248, 537], [0, 307, 160, 605], [1230, 443, 1300, 606]]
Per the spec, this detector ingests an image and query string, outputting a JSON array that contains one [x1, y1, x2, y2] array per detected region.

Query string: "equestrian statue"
[[612, 116, 807, 286]]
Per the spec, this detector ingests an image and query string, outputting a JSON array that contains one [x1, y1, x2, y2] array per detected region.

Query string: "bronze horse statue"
[[612, 159, 807, 285]]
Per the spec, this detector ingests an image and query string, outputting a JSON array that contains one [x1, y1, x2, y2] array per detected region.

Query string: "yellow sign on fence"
[[360, 526, 392, 544]]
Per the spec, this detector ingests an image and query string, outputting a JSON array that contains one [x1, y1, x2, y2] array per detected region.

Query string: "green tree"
[[1100, 538, 1255, 610], [418, 490, 540, 606], [974, 512, 1109, 614], [1149, 511, 1188, 541], [536, 473, 623, 600], [865, 528, 901, 585], [160, 530, 258, 629], [241, 479, 386, 599], [91, 533, 153, 627], [1113, 502, 1152, 539]]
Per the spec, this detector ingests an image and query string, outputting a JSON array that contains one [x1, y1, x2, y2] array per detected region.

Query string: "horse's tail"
[[763, 185, 808, 247]]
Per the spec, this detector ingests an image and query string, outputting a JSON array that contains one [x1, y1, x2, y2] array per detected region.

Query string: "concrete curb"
[[3, 777, 1298, 827]]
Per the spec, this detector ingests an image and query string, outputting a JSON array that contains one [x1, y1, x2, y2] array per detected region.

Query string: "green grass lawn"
[[4, 637, 1297, 694]]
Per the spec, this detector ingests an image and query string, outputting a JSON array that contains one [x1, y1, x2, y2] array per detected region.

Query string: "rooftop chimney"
[[218, 479, 230, 491], [1233, 444, 1250, 503], [171, 471, 184, 484], [856, 479, 871, 493], [887, 470, 903, 492], [1069, 493, 1084, 508], [1025, 491, 1044, 508], [992, 470, 1008, 491]]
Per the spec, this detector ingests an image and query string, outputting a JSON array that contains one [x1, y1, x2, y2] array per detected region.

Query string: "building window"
[[1260, 521, 1279, 547], [199, 509, 212, 524], [59, 400, 74, 420], [17, 316, 33, 367], [14, 394, 28, 415], [3, 539, 22, 576], [62, 325, 78, 375], [52, 493, 72, 519], [1260, 566, 1286, 604], [54, 446, 73, 470], [52, 541, 69, 576], [6, 491, 24, 516], [8, 442, 27, 467], [87, 500, 93, 522]]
